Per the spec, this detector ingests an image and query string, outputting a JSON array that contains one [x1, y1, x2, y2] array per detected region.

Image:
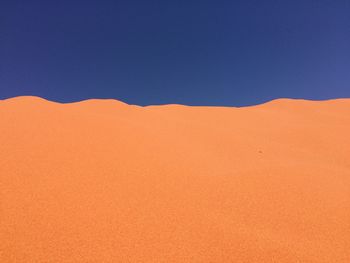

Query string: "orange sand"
[[1, 96, 349, 262]]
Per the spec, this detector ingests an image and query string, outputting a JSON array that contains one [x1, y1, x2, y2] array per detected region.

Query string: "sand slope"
[[1, 96, 350, 262]]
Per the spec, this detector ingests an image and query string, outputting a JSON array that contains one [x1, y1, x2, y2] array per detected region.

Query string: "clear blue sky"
[[1, 0, 349, 106]]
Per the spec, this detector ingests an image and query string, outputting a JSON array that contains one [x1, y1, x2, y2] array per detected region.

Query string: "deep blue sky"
[[1, 0, 349, 106]]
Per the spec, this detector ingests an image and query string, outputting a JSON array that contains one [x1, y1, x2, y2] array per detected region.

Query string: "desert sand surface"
[[1, 96, 350, 262]]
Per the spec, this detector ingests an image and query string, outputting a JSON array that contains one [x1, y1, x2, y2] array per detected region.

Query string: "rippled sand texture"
[[1, 96, 350, 262]]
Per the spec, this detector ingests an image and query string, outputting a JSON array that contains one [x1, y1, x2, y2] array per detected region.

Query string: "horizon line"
[[1, 95, 350, 108]]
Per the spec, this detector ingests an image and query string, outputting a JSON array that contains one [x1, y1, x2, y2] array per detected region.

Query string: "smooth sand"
[[1, 96, 349, 262]]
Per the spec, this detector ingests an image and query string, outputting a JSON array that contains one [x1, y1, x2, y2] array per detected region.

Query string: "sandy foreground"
[[0, 96, 349, 262]]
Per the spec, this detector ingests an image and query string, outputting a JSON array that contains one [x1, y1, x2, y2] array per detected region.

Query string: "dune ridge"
[[2, 95, 350, 107], [1, 96, 350, 262]]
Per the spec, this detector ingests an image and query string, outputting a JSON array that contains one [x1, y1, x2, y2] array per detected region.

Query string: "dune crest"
[[1, 96, 350, 262]]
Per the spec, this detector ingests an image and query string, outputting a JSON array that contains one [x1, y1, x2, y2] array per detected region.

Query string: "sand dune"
[[1, 96, 349, 262]]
